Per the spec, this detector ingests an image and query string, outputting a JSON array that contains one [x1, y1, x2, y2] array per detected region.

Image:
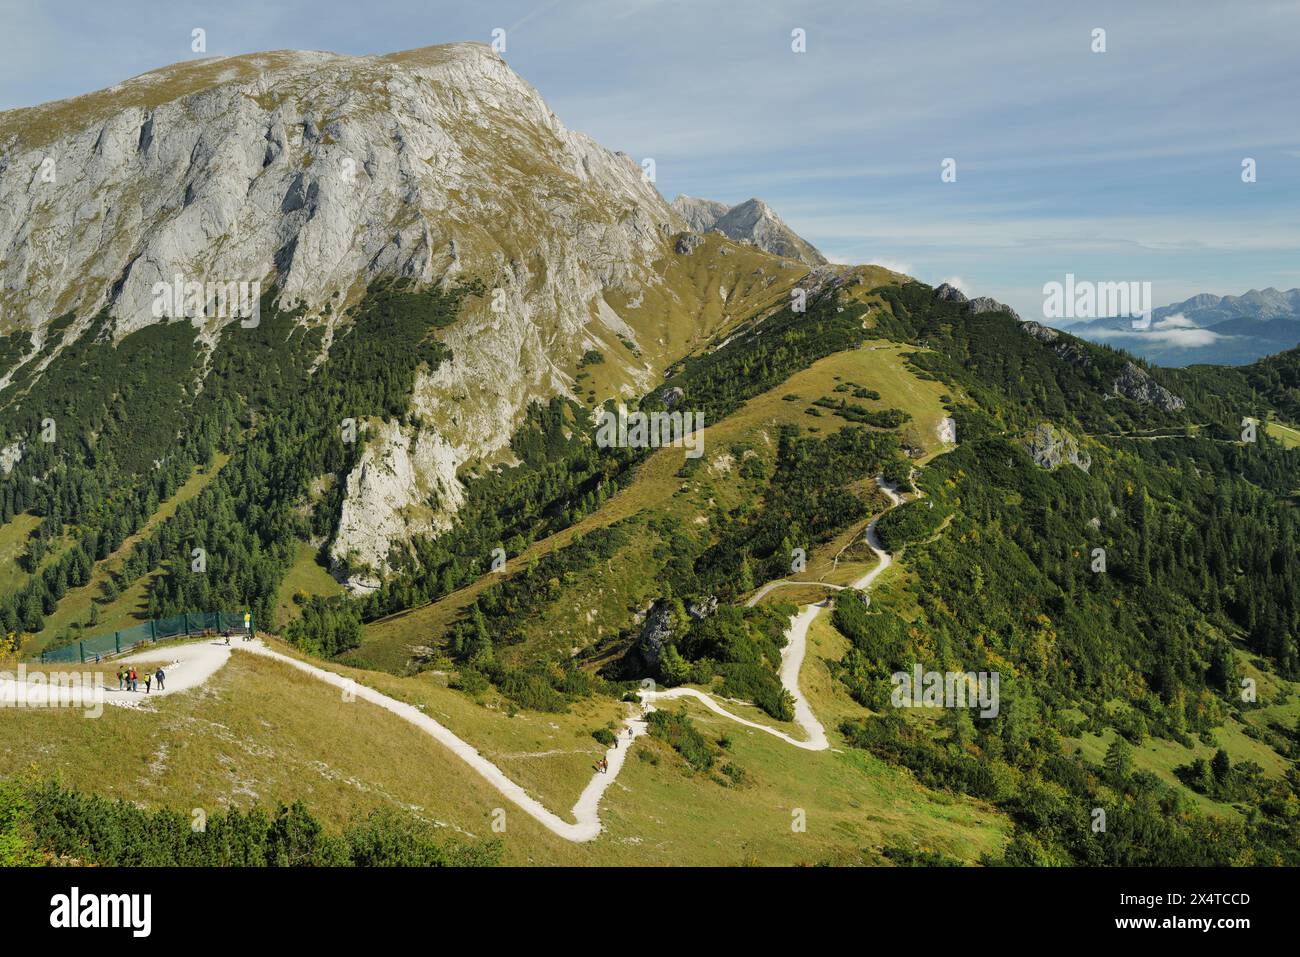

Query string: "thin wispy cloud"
[[1, 0, 1296, 320]]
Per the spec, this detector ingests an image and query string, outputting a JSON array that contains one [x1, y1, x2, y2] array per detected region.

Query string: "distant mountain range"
[[1067, 288, 1300, 366]]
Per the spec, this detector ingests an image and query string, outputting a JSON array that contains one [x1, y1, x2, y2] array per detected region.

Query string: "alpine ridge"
[[671, 194, 827, 265], [0, 43, 827, 587]]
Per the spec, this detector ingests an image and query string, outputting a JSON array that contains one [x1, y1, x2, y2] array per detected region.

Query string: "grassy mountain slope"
[[3, 257, 1299, 866], [0, 635, 1007, 865]]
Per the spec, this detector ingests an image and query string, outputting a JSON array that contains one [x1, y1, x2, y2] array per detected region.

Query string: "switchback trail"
[[7, 478, 907, 843]]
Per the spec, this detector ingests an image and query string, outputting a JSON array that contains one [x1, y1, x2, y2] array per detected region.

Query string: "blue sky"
[[3, 0, 1298, 320]]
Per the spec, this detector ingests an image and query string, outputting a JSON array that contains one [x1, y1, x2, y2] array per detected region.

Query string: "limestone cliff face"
[[0, 43, 708, 587], [670, 195, 730, 233]]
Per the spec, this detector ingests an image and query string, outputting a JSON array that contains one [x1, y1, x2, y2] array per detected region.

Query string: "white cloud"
[[1154, 312, 1198, 329], [1091, 327, 1228, 348]]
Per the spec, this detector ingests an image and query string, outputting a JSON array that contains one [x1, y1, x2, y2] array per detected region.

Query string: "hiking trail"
[[9, 477, 906, 843]]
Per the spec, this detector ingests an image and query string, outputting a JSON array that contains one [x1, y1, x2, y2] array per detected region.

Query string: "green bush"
[[13, 778, 499, 867], [716, 662, 794, 722], [646, 707, 714, 772]]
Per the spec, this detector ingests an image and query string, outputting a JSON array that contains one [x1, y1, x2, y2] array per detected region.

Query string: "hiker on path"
[[223, 630, 230, 645], [155, 668, 165, 691], [144, 673, 152, 693], [116, 668, 124, 691], [130, 668, 138, 692]]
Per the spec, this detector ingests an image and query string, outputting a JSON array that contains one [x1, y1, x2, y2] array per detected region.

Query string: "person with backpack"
[[130, 668, 138, 692], [116, 668, 124, 691], [144, 672, 152, 694], [155, 668, 165, 691]]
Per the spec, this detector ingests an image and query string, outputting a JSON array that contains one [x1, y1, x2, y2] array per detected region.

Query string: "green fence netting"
[[36, 611, 253, 664]]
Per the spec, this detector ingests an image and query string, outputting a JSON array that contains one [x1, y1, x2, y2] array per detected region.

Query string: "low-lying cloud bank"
[[1088, 313, 1230, 348]]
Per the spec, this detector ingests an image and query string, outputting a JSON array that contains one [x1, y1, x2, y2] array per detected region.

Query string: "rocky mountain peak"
[[669, 193, 826, 265], [669, 195, 730, 233], [0, 43, 698, 586]]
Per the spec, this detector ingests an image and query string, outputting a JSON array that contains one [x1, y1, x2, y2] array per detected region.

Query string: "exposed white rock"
[[670, 195, 730, 233], [0, 440, 22, 475], [1024, 423, 1091, 472], [936, 416, 957, 444], [670, 195, 826, 265], [0, 43, 698, 587], [331, 418, 464, 587]]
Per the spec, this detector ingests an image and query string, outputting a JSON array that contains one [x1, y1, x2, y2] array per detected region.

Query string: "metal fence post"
[[78, 641, 85, 664]]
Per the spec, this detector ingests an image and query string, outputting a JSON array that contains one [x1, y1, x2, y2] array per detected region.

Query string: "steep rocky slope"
[[0, 43, 827, 588]]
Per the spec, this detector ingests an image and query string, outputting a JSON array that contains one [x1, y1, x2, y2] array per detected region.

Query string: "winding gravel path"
[[7, 478, 906, 843]]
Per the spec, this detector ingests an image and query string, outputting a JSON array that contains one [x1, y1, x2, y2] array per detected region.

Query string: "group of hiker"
[[596, 727, 638, 773], [115, 665, 165, 694]]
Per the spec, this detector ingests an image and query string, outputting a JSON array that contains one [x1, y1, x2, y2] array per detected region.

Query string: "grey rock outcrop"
[[670, 196, 730, 233], [687, 595, 717, 620], [970, 296, 1021, 321], [635, 600, 680, 671], [935, 283, 1020, 320], [1022, 320, 1095, 369], [670, 194, 826, 265], [1021, 321, 1059, 343], [675, 232, 704, 255], [1024, 423, 1091, 472], [1111, 361, 1185, 411], [659, 385, 685, 409]]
